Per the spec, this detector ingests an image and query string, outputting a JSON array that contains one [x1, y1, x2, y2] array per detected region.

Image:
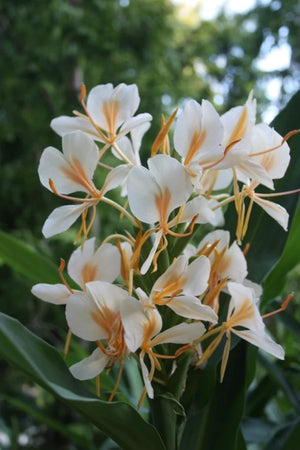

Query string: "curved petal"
[[221, 241, 248, 282], [140, 352, 154, 399], [102, 165, 131, 195], [42, 203, 87, 238], [184, 256, 210, 296], [168, 296, 218, 322], [38, 146, 79, 194], [62, 131, 99, 181], [92, 243, 121, 283], [174, 99, 223, 164], [68, 240, 120, 288], [127, 166, 161, 224], [87, 83, 140, 132], [31, 283, 71, 305], [236, 158, 274, 189], [67, 238, 96, 288], [121, 297, 148, 352], [232, 328, 284, 359], [51, 116, 104, 142], [86, 83, 114, 130], [254, 196, 289, 230], [140, 230, 163, 275], [148, 155, 192, 212], [85, 281, 128, 314], [198, 229, 230, 251], [250, 124, 290, 180], [153, 321, 206, 346], [151, 256, 188, 294], [177, 197, 216, 225], [119, 113, 152, 138], [69, 347, 109, 380], [66, 291, 107, 340]]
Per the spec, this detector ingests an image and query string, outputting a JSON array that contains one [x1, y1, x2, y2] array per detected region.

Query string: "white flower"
[[174, 99, 224, 185], [197, 282, 284, 381], [127, 154, 193, 273], [38, 131, 101, 238], [150, 255, 217, 323], [31, 238, 121, 305], [51, 83, 152, 145], [66, 281, 129, 380]]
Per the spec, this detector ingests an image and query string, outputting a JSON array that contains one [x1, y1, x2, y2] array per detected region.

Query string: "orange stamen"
[[262, 293, 293, 320]]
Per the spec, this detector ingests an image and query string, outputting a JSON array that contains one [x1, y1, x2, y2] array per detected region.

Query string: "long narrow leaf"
[[0, 312, 165, 450], [0, 230, 59, 283]]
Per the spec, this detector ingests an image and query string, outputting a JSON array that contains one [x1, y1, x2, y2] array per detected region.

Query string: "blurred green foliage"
[[0, 0, 299, 448]]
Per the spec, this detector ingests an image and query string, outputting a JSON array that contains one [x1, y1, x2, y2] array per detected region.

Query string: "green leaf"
[[0, 230, 59, 284], [264, 419, 300, 450], [150, 393, 186, 450], [180, 341, 254, 450], [4, 395, 95, 449], [0, 312, 165, 450]]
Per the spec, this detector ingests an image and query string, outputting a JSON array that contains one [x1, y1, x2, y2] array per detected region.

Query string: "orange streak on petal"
[[228, 106, 248, 144], [185, 130, 207, 166], [103, 100, 120, 139], [155, 188, 171, 232], [81, 263, 98, 284]]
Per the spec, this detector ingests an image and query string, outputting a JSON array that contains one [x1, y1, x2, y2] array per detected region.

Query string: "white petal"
[[87, 83, 140, 131], [51, 116, 104, 142], [250, 124, 290, 180], [113, 136, 137, 163], [184, 256, 211, 296], [68, 240, 121, 288], [131, 120, 151, 154], [232, 329, 284, 360], [219, 241, 248, 282], [38, 146, 80, 194], [254, 196, 289, 230], [66, 291, 107, 340], [222, 92, 256, 147], [85, 281, 127, 314], [62, 131, 99, 181], [111, 83, 140, 125], [140, 231, 163, 275], [86, 83, 114, 129], [201, 168, 233, 191], [174, 99, 224, 164], [151, 256, 188, 293], [127, 166, 161, 224], [153, 321, 206, 346], [168, 296, 218, 322], [236, 158, 274, 189], [178, 197, 216, 225], [69, 347, 109, 380], [227, 282, 262, 332], [198, 229, 230, 251], [140, 352, 154, 398], [119, 113, 152, 138], [148, 155, 192, 212], [121, 297, 148, 352], [102, 165, 131, 195], [91, 243, 121, 283], [67, 238, 96, 288], [31, 283, 71, 305], [42, 203, 87, 238]]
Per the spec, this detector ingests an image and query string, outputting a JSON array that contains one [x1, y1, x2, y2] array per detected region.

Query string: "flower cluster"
[[32, 82, 297, 406]]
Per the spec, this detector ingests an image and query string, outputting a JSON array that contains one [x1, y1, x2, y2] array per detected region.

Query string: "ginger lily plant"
[[34, 81, 298, 397], [1, 82, 299, 450]]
